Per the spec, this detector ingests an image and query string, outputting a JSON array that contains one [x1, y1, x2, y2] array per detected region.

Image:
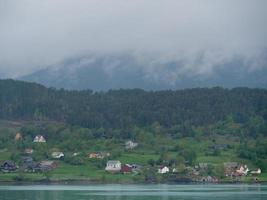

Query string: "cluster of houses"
[[0, 159, 57, 173], [15, 133, 47, 143], [3, 133, 261, 181], [224, 162, 261, 177], [103, 160, 262, 182], [0, 133, 60, 173], [105, 160, 141, 173], [104, 162, 176, 175]]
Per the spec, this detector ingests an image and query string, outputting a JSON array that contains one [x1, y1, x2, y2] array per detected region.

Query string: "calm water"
[[0, 184, 266, 200]]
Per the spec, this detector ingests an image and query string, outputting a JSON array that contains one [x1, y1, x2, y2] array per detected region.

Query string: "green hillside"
[[0, 79, 266, 183]]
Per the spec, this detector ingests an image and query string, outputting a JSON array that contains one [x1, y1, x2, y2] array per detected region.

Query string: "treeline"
[[0, 79, 267, 131]]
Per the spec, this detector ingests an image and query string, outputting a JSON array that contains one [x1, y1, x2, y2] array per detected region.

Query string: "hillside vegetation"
[[1, 79, 267, 130], [0, 79, 266, 182]]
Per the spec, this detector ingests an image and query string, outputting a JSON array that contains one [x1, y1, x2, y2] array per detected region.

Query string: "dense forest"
[[0, 79, 267, 132]]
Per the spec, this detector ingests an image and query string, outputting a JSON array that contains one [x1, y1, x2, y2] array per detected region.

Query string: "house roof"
[[35, 135, 44, 137], [21, 156, 33, 162], [52, 152, 63, 155], [159, 166, 168, 169], [40, 161, 55, 166], [107, 160, 121, 165], [1, 160, 16, 166]]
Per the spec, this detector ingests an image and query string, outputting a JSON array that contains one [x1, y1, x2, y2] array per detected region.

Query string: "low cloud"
[[0, 0, 266, 78]]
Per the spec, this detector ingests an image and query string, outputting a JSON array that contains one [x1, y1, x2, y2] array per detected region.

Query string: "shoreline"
[[0, 178, 266, 185]]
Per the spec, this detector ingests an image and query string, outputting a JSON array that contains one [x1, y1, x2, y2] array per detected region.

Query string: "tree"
[[180, 149, 196, 165]]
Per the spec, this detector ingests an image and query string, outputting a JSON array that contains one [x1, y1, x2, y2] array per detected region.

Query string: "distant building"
[[121, 164, 133, 173], [224, 162, 239, 177], [21, 156, 38, 172], [23, 161, 39, 172], [24, 148, 34, 154], [37, 160, 57, 171], [200, 176, 218, 183], [158, 166, 169, 174], [250, 168, 261, 175], [0, 160, 18, 172], [51, 152, 64, 159], [15, 133, 22, 141], [224, 162, 238, 169], [21, 156, 33, 163], [105, 160, 121, 172], [24, 160, 57, 172], [195, 163, 208, 171], [236, 165, 249, 176], [89, 152, 110, 159], [125, 140, 138, 150], [73, 152, 80, 156], [33, 135, 46, 143]]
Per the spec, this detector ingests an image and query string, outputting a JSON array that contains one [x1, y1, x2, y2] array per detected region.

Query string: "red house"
[[121, 164, 132, 173]]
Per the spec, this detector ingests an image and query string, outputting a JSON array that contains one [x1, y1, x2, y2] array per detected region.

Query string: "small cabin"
[[33, 135, 46, 143], [158, 166, 169, 174], [51, 152, 64, 159]]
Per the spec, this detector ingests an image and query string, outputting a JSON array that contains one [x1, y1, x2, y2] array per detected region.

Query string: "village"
[[0, 132, 263, 183]]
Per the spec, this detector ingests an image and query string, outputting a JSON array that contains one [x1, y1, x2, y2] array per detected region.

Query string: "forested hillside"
[[0, 79, 267, 182], [1, 79, 267, 133]]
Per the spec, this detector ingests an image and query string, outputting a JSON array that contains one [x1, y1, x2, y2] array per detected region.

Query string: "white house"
[[250, 168, 261, 175], [125, 140, 138, 149], [33, 135, 46, 143], [158, 166, 169, 174], [51, 152, 64, 159], [105, 160, 121, 172]]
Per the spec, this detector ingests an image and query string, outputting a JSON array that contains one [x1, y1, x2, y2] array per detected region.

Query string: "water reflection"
[[0, 184, 266, 200]]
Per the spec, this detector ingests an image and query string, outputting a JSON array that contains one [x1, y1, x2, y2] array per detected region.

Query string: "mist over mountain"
[[19, 52, 267, 91]]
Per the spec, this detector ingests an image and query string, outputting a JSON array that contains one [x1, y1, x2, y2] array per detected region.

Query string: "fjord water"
[[0, 184, 266, 200]]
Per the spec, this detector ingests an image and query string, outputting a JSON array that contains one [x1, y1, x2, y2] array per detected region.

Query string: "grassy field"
[[0, 120, 266, 183]]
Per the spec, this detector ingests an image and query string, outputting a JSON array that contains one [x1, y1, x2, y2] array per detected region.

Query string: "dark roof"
[[21, 156, 33, 163], [0, 160, 17, 171], [1, 160, 16, 167]]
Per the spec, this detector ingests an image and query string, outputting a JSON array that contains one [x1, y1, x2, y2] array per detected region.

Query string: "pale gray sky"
[[0, 0, 267, 77]]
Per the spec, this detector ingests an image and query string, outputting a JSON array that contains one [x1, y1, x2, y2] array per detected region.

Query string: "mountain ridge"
[[19, 53, 267, 91]]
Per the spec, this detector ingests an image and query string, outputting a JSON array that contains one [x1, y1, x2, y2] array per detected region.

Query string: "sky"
[[0, 0, 267, 77]]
